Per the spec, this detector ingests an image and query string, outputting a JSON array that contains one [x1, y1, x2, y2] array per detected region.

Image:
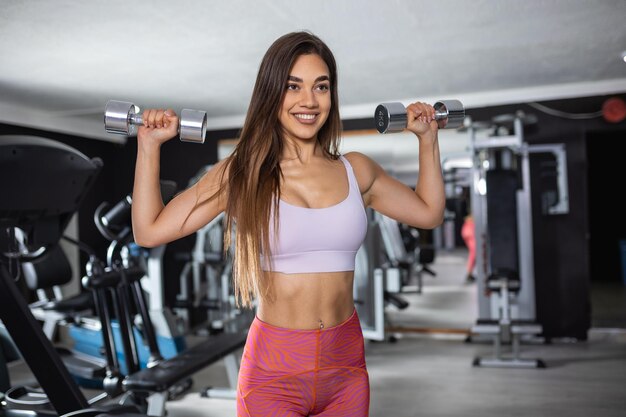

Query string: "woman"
[[132, 31, 444, 417], [461, 214, 476, 283]]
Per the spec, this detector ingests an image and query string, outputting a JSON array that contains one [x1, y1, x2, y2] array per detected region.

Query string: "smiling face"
[[278, 53, 332, 143]]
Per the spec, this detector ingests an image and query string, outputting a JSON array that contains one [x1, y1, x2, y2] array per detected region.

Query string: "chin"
[[287, 127, 321, 141]]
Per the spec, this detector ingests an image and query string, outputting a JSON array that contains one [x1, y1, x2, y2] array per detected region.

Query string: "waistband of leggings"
[[252, 307, 358, 334]]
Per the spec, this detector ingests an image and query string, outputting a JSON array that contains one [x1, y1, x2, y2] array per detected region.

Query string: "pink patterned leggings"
[[237, 308, 370, 416]]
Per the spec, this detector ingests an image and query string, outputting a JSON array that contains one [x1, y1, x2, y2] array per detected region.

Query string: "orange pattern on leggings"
[[237, 309, 370, 416]]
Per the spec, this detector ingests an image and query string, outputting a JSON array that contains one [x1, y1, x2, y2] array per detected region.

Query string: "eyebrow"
[[288, 75, 330, 83]]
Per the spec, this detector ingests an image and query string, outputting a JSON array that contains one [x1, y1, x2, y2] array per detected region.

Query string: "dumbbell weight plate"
[[179, 109, 207, 144], [375, 102, 407, 134], [104, 100, 142, 136], [433, 100, 464, 129]]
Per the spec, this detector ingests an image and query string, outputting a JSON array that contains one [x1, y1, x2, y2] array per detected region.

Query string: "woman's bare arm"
[[131, 108, 228, 247], [346, 102, 445, 229]]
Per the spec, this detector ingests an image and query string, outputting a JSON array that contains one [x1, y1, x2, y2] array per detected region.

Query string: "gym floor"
[[7, 249, 626, 416]]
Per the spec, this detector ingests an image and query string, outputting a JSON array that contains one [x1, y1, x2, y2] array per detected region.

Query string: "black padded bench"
[[120, 331, 247, 416], [124, 331, 247, 392]]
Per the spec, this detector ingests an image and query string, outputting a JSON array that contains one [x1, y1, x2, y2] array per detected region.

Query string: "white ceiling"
[[1, 0, 626, 143]]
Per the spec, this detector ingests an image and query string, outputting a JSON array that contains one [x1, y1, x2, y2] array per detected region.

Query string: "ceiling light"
[[622, 51, 626, 63]]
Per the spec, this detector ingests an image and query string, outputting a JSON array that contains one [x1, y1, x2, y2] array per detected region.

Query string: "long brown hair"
[[193, 32, 342, 308]]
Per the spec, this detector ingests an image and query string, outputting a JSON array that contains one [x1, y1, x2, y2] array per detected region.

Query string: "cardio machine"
[[0, 135, 141, 416]]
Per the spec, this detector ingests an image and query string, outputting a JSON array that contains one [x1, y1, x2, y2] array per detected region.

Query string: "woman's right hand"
[[137, 108, 179, 146]]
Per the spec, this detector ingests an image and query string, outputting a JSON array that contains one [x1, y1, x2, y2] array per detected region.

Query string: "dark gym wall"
[[586, 129, 626, 285]]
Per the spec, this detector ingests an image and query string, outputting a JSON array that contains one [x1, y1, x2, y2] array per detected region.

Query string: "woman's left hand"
[[406, 101, 438, 142]]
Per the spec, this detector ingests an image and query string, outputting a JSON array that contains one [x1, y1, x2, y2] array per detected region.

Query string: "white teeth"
[[294, 114, 316, 120]]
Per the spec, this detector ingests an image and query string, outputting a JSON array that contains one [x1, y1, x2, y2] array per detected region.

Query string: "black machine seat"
[[22, 240, 94, 319], [123, 331, 248, 393], [486, 268, 521, 292], [23, 242, 95, 314]]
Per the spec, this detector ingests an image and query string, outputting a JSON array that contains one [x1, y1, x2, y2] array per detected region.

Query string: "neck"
[[281, 136, 320, 163]]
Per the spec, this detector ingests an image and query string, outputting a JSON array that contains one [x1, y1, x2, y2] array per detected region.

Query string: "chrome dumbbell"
[[374, 100, 465, 133], [104, 100, 207, 143]]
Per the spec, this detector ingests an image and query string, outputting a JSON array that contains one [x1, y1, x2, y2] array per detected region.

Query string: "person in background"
[[461, 213, 476, 283]]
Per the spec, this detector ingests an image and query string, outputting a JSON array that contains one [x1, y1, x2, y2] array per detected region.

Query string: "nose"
[[300, 88, 318, 108]]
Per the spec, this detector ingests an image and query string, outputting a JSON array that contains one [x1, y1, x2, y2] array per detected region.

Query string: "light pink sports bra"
[[262, 155, 368, 274]]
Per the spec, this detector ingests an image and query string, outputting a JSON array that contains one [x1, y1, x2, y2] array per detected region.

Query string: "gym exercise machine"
[[378, 214, 437, 294], [87, 189, 187, 360], [174, 166, 245, 336], [84, 191, 247, 406], [1, 136, 249, 417], [21, 239, 95, 341], [467, 112, 569, 368], [12, 230, 109, 389], [0, 135, 143, 416], [354, 210, 434, 342], [353, 211, 386, 342], [175, 212, 246, 333]]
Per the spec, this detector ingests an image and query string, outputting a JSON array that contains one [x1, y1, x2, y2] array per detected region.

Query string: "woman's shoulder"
[[343, 151, 377, 171], [342, 152, 377, 191], [342, 151, 369, 166]]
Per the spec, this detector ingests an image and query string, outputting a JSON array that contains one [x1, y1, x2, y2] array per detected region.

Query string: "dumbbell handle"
[[123, 111, 207, 140], [375, 100, 465, 133], [105, 100, 207, 144], [127, 112, 144, 125]]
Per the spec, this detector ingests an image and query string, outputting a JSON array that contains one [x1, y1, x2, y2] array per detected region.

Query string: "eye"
[[286, 83, 299, 91], [316, 84, 330, 92]]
